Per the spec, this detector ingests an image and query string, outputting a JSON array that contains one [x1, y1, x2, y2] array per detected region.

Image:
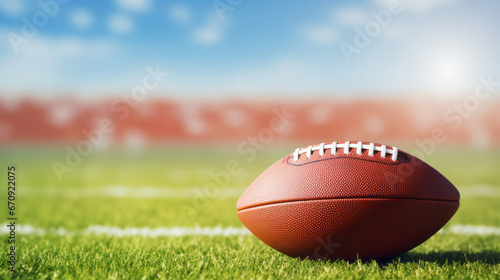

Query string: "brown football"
[[236, 141, 460, 261]]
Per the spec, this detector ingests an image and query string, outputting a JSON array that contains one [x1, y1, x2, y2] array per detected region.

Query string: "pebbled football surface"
[[237, 141, 460, 260]]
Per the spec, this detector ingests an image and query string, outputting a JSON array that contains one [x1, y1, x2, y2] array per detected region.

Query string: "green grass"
[[1, 234, 499, 279], [0, 145, 499, 279]]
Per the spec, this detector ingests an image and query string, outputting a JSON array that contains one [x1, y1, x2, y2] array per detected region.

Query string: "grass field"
[[0, 145, 499, 279]]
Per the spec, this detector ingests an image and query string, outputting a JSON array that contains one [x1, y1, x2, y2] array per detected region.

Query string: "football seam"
[[285, 153, 411, 166], [237, 197, 459, 212]]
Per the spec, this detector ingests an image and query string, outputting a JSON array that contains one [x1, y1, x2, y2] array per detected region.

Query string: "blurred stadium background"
[[0, 0, 499, 278], [0, 0, 498, 149]]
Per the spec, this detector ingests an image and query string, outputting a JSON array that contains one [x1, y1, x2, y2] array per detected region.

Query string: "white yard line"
[[457, 185, 500, 197], [19, 185, 500, 198], [20, 186, 246, 198], [445, 225, 500, 235], [2, 224, 500, 237], [0, 225, 251, 236]]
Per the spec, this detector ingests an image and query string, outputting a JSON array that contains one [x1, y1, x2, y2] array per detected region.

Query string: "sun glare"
[[427, 49, 475, 92]]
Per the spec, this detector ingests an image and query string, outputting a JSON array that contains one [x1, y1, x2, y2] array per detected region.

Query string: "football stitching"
[[293, 141, 399, 162], [286, 153, 409, 166]]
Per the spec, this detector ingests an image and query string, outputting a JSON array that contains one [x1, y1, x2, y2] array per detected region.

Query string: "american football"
[[237, 141, 460, 261]]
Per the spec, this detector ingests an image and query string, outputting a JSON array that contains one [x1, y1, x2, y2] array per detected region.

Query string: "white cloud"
[[54, 38, 118, 58], [0, 0, 25, 16], [333, 8, 370, 26], [3, 36, 117, 60], [192, 26, 222, 45], [300, 7, 366, 46], [70, 9, 94, 29], [192, 16, 224, 45], [115, 0, 151, 13], [375, 0, 455, 13], [301, 25, 337, 45], [382, 22, 408, 38], [107, 14, 134, 34], [167, 4, 192, 25], [0, 36, 120, 93]]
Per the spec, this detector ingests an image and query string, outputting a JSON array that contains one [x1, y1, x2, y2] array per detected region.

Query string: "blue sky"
[[0, 0, 499, 98]]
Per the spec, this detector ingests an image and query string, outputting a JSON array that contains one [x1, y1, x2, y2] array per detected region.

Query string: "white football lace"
[[293, 141, 398, 162]]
